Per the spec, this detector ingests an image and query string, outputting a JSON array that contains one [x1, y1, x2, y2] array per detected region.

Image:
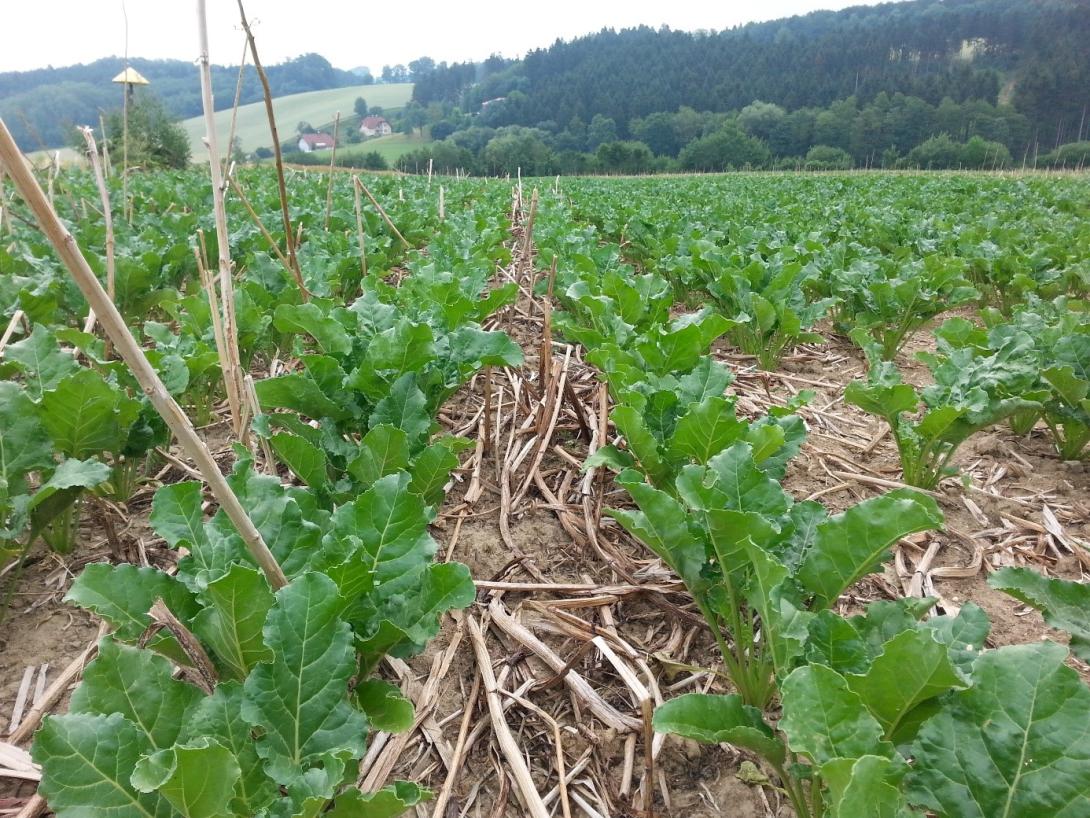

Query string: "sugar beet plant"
[[35, 450, 460, 817], [18, 173, 522, 817], [846, 325, 1043, 488], [538, 186, 1090, 817]]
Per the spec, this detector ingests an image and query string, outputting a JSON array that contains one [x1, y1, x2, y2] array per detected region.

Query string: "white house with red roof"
[[297, 133, 335, 152], [358, 116, 392, 137]]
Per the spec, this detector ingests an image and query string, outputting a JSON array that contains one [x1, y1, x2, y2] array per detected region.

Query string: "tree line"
[[393, 92, 1089, 177], [411, 0, 1089, 168], [0, 54, 357, 149]]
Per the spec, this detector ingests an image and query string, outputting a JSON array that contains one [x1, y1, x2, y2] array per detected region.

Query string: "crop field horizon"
[[1, 155, 1089, 817]]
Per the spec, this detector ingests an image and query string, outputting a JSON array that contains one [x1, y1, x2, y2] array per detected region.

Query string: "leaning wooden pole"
[[236, 0, 309, 300], [197, 0, 245, 435], [0, 118, 288, 590]]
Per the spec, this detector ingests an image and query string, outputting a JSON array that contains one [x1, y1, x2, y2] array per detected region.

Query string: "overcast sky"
[[1, 1, 889, 74]]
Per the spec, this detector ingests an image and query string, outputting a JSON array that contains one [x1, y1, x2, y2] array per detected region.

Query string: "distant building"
[[480, 97, 507, 109], [358, 116, 392, 137], [297, 133, 335, 152]]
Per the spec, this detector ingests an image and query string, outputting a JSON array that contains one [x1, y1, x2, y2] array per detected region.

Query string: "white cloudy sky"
[[1, 0, 892, 74]]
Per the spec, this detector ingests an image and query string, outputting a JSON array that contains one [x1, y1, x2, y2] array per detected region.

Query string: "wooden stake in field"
[[0, 166, 9, 236], [352, 174, 368, 281], [0, 117, 288, 590], [78, 127, 116, 352], [324, 111, 341, 230], [196, 0, 245, 435], [355, 177, 411, 249], [223, 35, 250, 179], [236, 0, 309, 300]]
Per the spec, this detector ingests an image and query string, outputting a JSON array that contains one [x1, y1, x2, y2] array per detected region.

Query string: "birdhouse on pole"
[[112, 67, 150, 104]]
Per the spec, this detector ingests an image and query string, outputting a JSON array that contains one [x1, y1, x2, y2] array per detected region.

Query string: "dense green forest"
[[0, 54, 359, 149], [405, 0, 1089, 172]]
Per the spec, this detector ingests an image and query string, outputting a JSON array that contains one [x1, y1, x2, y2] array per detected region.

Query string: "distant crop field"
[[181, 83, 413, 156]]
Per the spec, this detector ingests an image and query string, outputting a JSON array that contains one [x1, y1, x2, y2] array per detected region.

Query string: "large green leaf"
[[652, 693, 785, 764], [350, 321, 435, 400], [355, 680, 414, 734], [255, 374, 352, 422], [271, 433, 330, 490], [41, 369, 136, 458], [668, 396, 746, 464], [6, 323, 80, 399], [611, 405, 671, 486], [274, 303, 353, 358], [33, 712, 169, 818], [65, 563, 198, 643], [369, 374, 431, 444], [907, 641, 1090, 818], [609, 477, 707, 592], [149, 482, 207, 549], [69, 639, 202, 750], [0, 381, 52, 491], [704, 442, 791, 516], [822, 755, 917, 818], [797, 490, 942, 608], [182, 682, 277, 815], [193, 564, 275, 680], [407, 440, 461, 508], [779, 664, 893, 766], [845, 629, 964, 738], [131, 737, 239, 818], [988, 567, 1090, 662], [26, 458, 113, 539], [348, 425, 410, 487], [326, 783, 429, 818], [242, 572, 367, 786], [353, 562, 476, 667]]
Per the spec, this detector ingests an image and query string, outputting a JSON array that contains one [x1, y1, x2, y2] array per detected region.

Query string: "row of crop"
[[561, 175, 1090, 480], [2, 168, 521, 816], [533, 186, 1090, 818]]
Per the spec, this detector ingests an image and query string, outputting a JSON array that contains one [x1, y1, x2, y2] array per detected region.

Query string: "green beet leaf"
[[41, 369, 139, 459], [131, 737, 240, 818], [0, 381, 53, 493], [242, 572, 367, 786], [652, 693, 785, 765], [65, 563, 198, 643], [821, 755, 919, 818], [988, 567, 1090, 662], [5, 323, 80, 400], [274, 303, 353, 358], [845, 629, 965, 738], [908, 641, 1090, 818], [797, 489, 942, 608], [348, 425, 410, 487], [193, 564, 275, 680], [355, 679, 415, 733], [779, 664, 893, 766], [70, 639, 203, 751], [150, 482, 207, 549], [34, 712, 169, 818], [182, 681, 277, 815], [326, 782, 429, 818], [271, 432, 330, 490]]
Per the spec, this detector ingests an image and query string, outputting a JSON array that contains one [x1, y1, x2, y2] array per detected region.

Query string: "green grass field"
[[181, 83, 413, 156], [308, 131, 433, 166]]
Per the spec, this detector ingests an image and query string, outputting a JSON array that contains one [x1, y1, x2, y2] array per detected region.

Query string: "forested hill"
[[414, 0, 1090, 144], [0, 54, 359, 149]]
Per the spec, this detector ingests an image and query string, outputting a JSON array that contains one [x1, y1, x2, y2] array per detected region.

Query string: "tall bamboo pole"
[[0, 118, 287, 590], [196, 0, 244, 435]]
